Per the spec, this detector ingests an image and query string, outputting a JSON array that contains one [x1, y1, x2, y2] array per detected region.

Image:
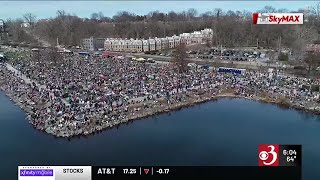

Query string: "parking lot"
[[143, 47, 268, 62]]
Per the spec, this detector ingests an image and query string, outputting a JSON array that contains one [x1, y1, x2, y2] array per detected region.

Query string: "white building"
[[82, 37, 94, 50], [99, 28, 213, 52], [173, 35, 181, 47], [132, 39, 143, 52], [191, 31, 203, 44], [201, 28, 213, 41], [110, 39, 118, 51], [124, 39, 133, 52], [0, 20, 4, 32], [148, 38, 156, 51], [167, 37, 175, 49], [95, 38, 107, 50], [111, 39, 121, 51], [142, 39, 149, 52], [160, 37, 169, 50], [306, 44, 320, 52], [155, 38, 162, 51], [104, 38, 113, 51], [180, 33, 191, 45]]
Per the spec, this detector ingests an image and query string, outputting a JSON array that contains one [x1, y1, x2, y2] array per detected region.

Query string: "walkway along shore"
[[1, 62, 320, 138]]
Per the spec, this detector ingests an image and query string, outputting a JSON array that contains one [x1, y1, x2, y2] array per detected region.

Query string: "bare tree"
[[290, 25, 318, 61], [56, 10, 67, 19], [172, 44, 188, 73], [187, 8, 198, 20], [113, 11, 136, 23], [310, 2, 320, 39], [277, 8, 289, 13], [6, 18, 36, 43], [311, 2, 320, 19], [213, 8, 223, 18], [242, 10, 252, 19], [167, 11, 178, 21], [91, 13, 99, 22], [259, 6, 277, 13], [98, 12, 104, 21], [304, 51, 320, 75], [23, 13, 36, 27], [200, 11, 212, 21], [226, 10, 236, 17]]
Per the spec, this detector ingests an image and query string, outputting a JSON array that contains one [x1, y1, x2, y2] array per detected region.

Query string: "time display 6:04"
[[283, 149, 297, 156]]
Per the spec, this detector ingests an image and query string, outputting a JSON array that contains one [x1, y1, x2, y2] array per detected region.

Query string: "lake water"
[[0, 91, 319, 179]]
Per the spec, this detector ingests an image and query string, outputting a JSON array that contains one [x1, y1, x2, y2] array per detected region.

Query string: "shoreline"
[[1, 87, 319, 139]]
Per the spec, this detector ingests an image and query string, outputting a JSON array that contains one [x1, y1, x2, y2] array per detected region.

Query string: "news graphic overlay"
[[19, 166, 91, 180], [19, 166, 55, 180], [258, 144, 302, 167], [18, 165, 300, 180], [55, 166, 91, 180], [252, 13, 304, 25], [280, 145, 302, 167], [259, 144, 279, 166]]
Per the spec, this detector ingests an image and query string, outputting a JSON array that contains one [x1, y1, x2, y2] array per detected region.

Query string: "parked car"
[[117, 56, 125, 60], [201, 65, 210, 70], [187, 63, 197, 68], [136, 58, 146, 63], [147, 58, 155, 63], [293, 66, 306, 70]]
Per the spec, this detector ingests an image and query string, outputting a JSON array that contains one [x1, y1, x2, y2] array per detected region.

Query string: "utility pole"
[[163, 22, 166, 37], [278, 36, 281, 52], [256, 38, 259, 49], [56, 37, 59, 47]]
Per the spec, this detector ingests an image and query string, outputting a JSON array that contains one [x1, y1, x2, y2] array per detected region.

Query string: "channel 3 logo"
[[258, 144, 279, 166]]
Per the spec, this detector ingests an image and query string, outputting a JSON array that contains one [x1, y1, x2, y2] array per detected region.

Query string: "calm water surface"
[[0, 92, 319, 179]]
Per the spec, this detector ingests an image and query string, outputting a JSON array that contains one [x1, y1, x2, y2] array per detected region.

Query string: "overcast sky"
[[0, 1, 317, 20]]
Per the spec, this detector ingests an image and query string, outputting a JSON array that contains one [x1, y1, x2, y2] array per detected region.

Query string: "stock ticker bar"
[[18, 166, 301, 180], [18, 145, 302, 179], [92, 166, 301, 179]]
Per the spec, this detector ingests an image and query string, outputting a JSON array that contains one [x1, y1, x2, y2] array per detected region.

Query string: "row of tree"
[[4, 5, 320, 60]]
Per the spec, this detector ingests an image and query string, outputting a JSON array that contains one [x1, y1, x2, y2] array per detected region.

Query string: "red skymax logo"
[[252, 13, 304, 25], [269, 15, 300, 24]]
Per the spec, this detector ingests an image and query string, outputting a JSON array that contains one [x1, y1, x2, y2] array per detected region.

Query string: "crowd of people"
[[0, 49, 319, 137]]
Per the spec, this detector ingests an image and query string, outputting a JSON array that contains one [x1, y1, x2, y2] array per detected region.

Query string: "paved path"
[[5, 63, 47, 89], [5, 63, 33, 85]]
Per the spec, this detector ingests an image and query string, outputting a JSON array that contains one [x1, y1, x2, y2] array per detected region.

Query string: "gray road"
[[116, 52, 291, 69]]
